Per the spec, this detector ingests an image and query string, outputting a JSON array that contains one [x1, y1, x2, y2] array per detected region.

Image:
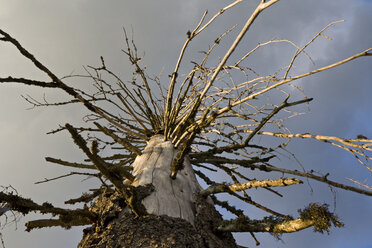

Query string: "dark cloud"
[[0, 1, 371, 247]]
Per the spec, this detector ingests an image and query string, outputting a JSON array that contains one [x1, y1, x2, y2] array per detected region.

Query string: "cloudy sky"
[[0, 0, 371, 247]]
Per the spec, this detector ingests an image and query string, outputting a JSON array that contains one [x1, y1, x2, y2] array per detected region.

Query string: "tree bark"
[[78, 135, 237, 248]]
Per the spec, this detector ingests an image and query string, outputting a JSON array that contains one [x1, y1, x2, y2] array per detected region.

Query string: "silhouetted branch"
[[0, 191, 96, 232]]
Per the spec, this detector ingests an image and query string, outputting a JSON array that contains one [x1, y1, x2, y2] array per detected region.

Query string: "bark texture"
[[78, 135, 237, 248]]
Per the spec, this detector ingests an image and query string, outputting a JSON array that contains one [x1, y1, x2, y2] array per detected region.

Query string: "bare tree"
[[0, 1, 371, 247]]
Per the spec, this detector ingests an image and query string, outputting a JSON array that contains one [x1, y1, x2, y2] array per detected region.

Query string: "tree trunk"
[[78, 135, 237, 248]]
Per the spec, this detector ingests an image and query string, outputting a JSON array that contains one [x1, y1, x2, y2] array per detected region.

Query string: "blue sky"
[[0, 0, 371, 247]]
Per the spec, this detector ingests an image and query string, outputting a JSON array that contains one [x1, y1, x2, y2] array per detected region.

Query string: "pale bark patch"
[[131, 135, 203, 225]]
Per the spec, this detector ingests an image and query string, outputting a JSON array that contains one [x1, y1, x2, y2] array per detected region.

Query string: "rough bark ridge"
[[78, 136, 237, 248]]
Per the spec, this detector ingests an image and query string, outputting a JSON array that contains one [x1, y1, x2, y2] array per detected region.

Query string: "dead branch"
[[64, 188, 109, 205], [218, 203, 343, 234], [45, 157, 96, 169], [201, 178, 302, 196], [192, 156, 372, 196], [25, 217, 91, 232], [0, 191, 95, 231], [34, 172, 101, 185], [65, 124, 148, 216], [94, 122, 142, 156], [231, 48, 372, 108]]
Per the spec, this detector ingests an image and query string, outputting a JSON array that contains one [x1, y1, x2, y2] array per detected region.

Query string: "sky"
[[0, 0, 371, 247]]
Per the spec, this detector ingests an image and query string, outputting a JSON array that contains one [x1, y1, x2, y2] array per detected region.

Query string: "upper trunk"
[[78, 135, 237, 248], [130, 134, 203, 225]]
